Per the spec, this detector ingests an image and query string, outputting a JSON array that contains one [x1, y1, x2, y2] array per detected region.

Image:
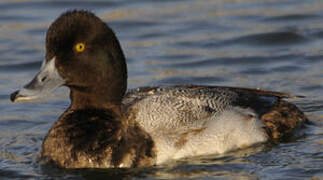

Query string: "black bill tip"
[[10, 90, 20, 102]]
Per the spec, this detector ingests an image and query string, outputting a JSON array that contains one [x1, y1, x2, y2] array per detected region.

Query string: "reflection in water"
[[0, 0, 323, 179]]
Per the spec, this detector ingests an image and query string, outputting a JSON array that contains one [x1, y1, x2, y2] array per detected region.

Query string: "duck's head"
[[11, 10, 127, 109]]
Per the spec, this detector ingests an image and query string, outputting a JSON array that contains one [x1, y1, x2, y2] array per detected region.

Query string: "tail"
[[261, 100, 308, 141]]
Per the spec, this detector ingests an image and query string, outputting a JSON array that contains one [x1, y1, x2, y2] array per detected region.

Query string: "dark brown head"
[[11, 10, 128, 109]]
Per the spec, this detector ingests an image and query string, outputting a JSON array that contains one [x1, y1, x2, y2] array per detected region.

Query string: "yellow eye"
[[75, 43, 85, 52]]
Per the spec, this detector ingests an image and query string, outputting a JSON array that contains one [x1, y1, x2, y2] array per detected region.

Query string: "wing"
[[123, 85, 307, 143], [215, 86, 304, 99], [123, 85, 304, 134], [124, 85, 303, 100], [123, 86, 238, 133]]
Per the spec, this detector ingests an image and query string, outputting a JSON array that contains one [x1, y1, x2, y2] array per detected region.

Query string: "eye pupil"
[[75, 43, 85, 52]]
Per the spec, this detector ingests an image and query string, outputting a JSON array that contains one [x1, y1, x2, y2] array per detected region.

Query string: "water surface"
[[1, 0, 323, 179]]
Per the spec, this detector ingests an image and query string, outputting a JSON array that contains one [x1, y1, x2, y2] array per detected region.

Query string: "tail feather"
[[261, 100, 308, 140]]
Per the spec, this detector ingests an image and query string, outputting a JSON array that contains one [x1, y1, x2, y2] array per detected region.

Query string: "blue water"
[[0, 0, 323, 179]]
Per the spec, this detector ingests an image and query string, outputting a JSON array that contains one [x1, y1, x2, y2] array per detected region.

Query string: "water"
[[0, 0, 323, 179]]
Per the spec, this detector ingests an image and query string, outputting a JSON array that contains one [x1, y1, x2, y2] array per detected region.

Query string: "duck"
[[10, 10, 308, 168]]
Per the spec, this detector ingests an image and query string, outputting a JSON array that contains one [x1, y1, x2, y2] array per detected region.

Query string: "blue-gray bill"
[[10, 57, 65, 102]]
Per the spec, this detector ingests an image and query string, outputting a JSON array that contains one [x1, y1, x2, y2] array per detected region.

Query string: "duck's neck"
[[69, 89, 122, 115]]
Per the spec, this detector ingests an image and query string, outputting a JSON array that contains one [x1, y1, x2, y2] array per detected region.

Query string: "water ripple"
[[214, 31, 310, 47], [154, 76, 226, 85], [0, 1, 121, 11], [0, 61, 41, 72], [264, 14, 322, 22], [163, 54, 301, 69]]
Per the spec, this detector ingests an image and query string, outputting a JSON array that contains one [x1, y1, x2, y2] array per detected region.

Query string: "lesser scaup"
[[10, 10, 308, 168]]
